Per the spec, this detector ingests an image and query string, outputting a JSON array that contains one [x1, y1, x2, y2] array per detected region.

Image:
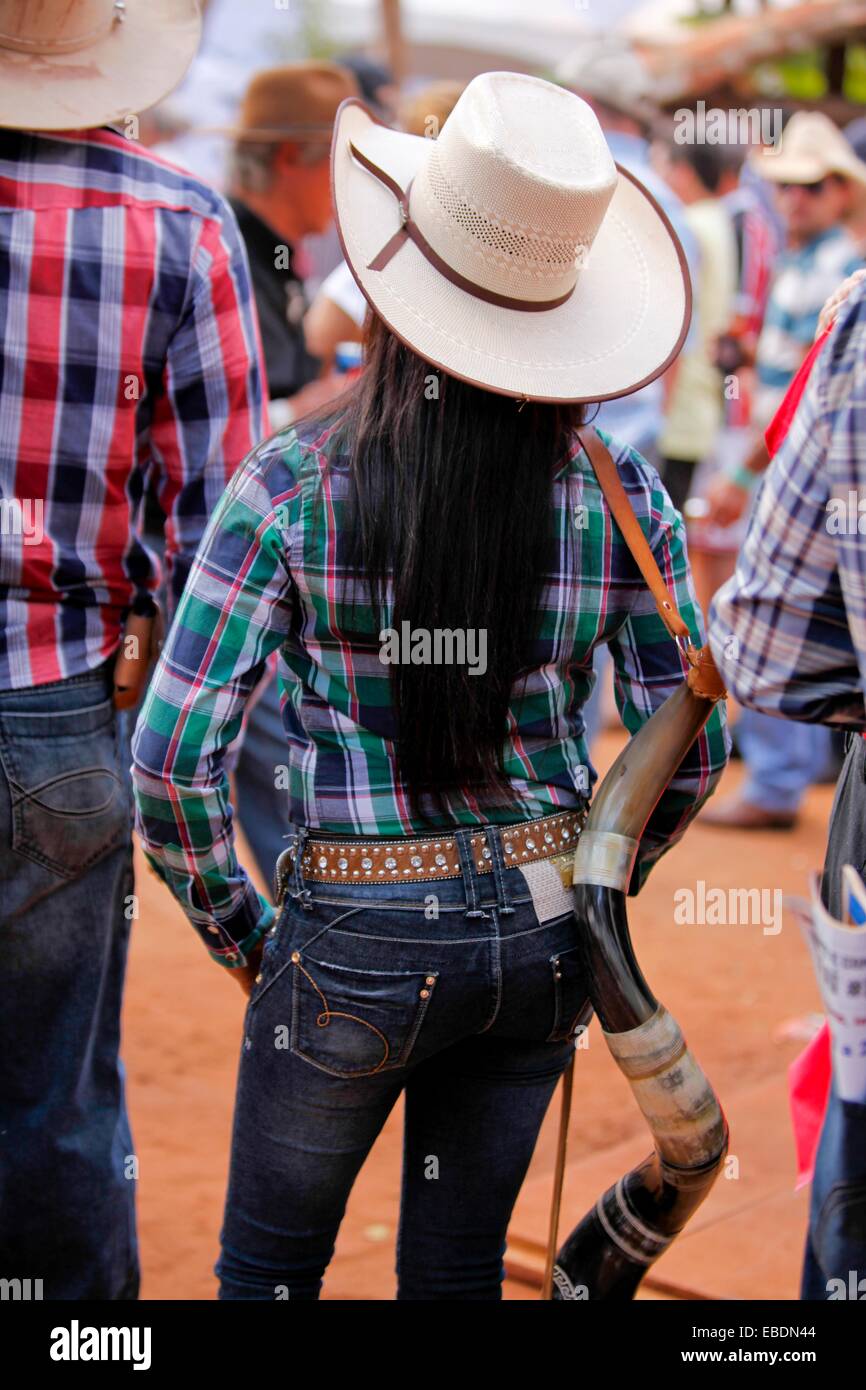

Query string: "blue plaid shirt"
[[710, 278, 866, 727]]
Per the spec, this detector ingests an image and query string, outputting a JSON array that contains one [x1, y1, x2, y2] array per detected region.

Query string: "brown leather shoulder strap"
[[578, 428, 691, 642]]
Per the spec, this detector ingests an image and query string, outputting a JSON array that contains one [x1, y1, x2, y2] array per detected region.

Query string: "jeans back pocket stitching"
[[1, 752, 127, 879], [9, 766, 122, 818], [295, 957, 391, 1073], [246, 903, 368, 1016], [289, 958, 439, 1078]]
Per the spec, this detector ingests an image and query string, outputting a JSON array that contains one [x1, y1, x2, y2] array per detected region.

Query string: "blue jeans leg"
[[0, 664, 138, 1300], [801, 736, 866, 1299], [216, 827, 583, 1300], [801, 1083, 866, 1300], [738, 708, 830, 815]]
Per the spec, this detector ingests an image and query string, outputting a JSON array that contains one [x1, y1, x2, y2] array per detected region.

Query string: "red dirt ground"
[[124, 731, 834, 1300]]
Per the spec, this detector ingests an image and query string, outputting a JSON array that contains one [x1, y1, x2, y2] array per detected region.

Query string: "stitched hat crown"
[[409, 72, 619, 304]]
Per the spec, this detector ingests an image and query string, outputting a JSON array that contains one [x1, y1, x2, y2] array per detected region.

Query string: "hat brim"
[[194, 125, 337, 143], [751, 149, 866, 188], [0, 0, 201, 132], [331, 98, 692, 404]]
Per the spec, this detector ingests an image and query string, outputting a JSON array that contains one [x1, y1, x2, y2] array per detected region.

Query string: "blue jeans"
[[217, 821, 589, 1300], [738, 707, 832, 815], [801, 1083, 866, 1300], [0, 661, 138, 1299], [801, 733, 866, 1300]]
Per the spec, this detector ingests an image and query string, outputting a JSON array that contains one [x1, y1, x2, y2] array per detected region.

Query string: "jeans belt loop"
[[486, 821, 516, 915]]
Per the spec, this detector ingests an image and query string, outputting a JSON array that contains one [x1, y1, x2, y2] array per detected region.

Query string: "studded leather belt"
[[275, 807, 587, 898]]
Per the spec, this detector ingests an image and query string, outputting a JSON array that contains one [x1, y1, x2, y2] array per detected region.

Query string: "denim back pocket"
[[290, 949, 439, 1078], [0, 696, 129, 879]]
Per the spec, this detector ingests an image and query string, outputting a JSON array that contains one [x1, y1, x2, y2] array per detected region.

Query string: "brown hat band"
[[349, 140, 577, 314], [0, 0, 124, 54]]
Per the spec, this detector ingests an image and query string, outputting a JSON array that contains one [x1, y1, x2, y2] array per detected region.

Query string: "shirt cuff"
[[208, 893, 276, 969]]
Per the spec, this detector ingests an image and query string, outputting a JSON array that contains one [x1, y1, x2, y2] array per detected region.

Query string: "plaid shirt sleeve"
[[131, 432, 301, 968], [709, 283, 866, 728], [600, 433, 730, 891], [145, 202, 268, 616]]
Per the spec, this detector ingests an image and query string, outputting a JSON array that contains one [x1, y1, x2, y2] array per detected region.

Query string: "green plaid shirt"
[[131, 420, 728, 967]]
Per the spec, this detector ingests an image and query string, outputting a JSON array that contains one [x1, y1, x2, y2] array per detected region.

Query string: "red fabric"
[[789, 1023, 832, 1189], [764, 328, 832, 458]]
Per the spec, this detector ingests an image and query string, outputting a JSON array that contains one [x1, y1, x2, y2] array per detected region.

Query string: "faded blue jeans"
[[737, 707, 833, 816], [217, 819, 590, 1300], [801, 1082, 866, 1300], [0, 660, 138, 1299]]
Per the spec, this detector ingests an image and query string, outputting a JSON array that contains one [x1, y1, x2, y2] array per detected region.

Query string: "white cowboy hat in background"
[[0, 0, 201, 132], [331, 71, 691, 403], [751, 110, 866, 187]]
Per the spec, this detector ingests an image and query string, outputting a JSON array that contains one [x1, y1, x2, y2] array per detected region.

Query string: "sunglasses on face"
[[778, 176, 841, 196]]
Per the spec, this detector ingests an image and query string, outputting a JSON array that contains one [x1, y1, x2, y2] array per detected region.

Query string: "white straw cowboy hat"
[[0, 0, 201, 132], [331, 71, 691, 403], [751, 110, 866, 187]]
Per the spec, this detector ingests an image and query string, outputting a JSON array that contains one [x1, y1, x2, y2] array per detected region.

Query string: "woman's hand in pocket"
[[234, 941, 265, 998]]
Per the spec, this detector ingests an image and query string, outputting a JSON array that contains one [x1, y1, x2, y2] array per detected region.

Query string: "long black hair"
[[324, 315, 587, 819]]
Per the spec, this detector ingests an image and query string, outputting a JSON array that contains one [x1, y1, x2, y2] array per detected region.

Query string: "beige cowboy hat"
[[331, 71, 691, 403], [752, 110, 866, 186], [0, 0, 201, 132]]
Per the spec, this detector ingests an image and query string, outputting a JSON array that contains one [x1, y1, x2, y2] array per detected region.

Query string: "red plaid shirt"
[[0, 126, 267, 689]]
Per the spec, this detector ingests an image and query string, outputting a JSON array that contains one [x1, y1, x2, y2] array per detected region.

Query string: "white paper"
[[787, 869, 866, 1103]]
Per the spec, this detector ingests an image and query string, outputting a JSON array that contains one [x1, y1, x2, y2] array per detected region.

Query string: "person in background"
[[0, 0, 266, 1299], [223, 61, 357, 892], [654, 138, 739, 515], [703, 112, 865, 831], [146, 0, 312, 190], [338, 52, 398, 125], [225, 62, 357, 421], [709, 275, 866, 1298], [555, 36, 700, 462], [304, 80, 465, 369], [685, 147, 780, 620], [842, 116, 866, 252], [300, 52, 398, 292]]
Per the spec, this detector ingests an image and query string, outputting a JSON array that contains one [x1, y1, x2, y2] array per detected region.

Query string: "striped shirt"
[[710, 278, 866, 727], [723, 184, 779, 430], [0, 126, 267, 690], [131, 419, 729, 968], [754, 225, 861, 428]]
